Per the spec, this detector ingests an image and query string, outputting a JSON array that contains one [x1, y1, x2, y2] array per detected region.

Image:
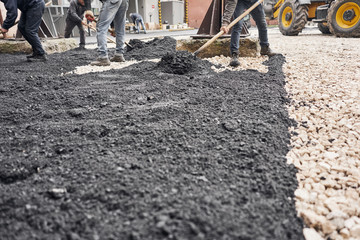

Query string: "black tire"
[[328, 0, 360, 37], [318, 22, 331, 34], [278, 0, 309, 36]]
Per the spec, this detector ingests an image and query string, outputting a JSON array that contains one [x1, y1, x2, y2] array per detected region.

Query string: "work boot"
[[74, 45, 86, 51], [229, 53, 240, 67], [27, 54, 47, 62], [260, 45, 278, 57], [26, 52, 37, 59], [90, 56, 111, 66], [110, 54, 125, 62]]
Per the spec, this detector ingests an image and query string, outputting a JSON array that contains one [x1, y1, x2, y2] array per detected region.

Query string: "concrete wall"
[[136, 0, 158, 23], [188, 0, 212, 28], [161, 1, 184, 25], [127, 0, 158, 25]]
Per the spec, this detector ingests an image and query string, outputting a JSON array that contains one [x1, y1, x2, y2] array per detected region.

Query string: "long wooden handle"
[[194, 0, 265, 56]]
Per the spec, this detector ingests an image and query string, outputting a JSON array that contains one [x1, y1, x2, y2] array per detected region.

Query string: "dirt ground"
[[1, 26, 357, 240]]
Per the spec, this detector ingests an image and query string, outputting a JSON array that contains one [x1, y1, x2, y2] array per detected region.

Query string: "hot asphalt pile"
[[0, 37, 305, 239]]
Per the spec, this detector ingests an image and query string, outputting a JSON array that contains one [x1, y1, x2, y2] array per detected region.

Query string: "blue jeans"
[[230, 0, 269, 54], [135, 18, 146, 33], [97, 0, 128, 58], [18, 0, 45, 55]]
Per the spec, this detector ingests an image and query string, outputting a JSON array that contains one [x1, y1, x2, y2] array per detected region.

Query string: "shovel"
[[193, 0, 265, 56]]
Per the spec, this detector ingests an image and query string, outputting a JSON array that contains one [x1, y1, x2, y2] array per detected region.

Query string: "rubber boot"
[[260, 45, 278, 57], [229, 52, 240, 67]]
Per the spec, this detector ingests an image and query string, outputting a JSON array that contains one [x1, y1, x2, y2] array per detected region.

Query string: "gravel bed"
[[205, 27, 359, 240], [60, 29, 360, 240], [1, 28, 358, 239], [269, 28, 360, 240], [68, 29, 360, 239]]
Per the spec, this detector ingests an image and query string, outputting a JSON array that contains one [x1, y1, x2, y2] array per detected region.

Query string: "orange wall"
[[188, 0, 213, 28]]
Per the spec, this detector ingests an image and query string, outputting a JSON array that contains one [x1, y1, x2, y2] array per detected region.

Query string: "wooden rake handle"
[[193, 0, 265, 56]]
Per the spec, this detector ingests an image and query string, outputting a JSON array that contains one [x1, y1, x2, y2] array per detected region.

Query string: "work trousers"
[[18, 0, 45, 56], [97, 0, 128, 57], [230, 0, 269, 54], [64, 18, 86, 46], [135, 18, 146, 33]]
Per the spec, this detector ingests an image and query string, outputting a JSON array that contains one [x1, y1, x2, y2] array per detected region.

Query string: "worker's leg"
[[20, 1, 46, 57], [18, 13, 32, 52], [96, 0, 123, 58], [248, 0, 277, 56], [230, 1, 245, 55], [113, 0, 128, 55], [135, 19, 140, 33], [140, 20, 146, 33], [248, 0, 269, 47], [76, 21, 86, 47], [64, 19, 76, 38]]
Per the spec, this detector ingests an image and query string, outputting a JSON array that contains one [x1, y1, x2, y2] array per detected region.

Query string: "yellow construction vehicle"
[[264, 0, 360, 37]]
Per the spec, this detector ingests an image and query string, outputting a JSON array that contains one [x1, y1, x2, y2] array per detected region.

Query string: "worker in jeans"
[[64, 0, 93, 50], [220, 0, 277, 67], [129, 13, 146, 34], [0, 0, 46, 62], [91, 0, 128, 66]]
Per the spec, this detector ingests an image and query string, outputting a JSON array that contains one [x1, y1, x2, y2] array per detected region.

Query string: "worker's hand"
[[108, 28, 116, 37], [0, 28, 8, 34], [220, 25, 229, 34], [85, 10, 95, 22]]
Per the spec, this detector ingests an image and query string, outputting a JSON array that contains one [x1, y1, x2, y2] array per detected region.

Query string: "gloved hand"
[[108, 28, 115, 37], [85, 10, 95, 22]]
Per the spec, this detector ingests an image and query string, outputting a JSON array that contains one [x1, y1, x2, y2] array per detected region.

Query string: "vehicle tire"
[[318, 22, 331, 34], [328, 0, 360, 37], [278, 0, 309, 36]]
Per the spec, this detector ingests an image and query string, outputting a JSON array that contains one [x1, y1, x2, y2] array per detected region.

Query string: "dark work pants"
[[18, 0, 46, 55], [64, 18, 86, 46], [230, 0, 269, 54]]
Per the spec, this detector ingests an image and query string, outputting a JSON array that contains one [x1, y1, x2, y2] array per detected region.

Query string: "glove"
[[85, 10, 95, 22], [108, 28, 115, 37]]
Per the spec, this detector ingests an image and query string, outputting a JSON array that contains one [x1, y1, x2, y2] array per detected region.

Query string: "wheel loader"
[[264, 0, 360, 37]]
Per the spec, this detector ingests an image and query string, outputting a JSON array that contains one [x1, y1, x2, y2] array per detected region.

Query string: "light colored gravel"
[[66, 58, 160, 75], [266, 27, 360, 240], [205, 55, 268, 73]]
